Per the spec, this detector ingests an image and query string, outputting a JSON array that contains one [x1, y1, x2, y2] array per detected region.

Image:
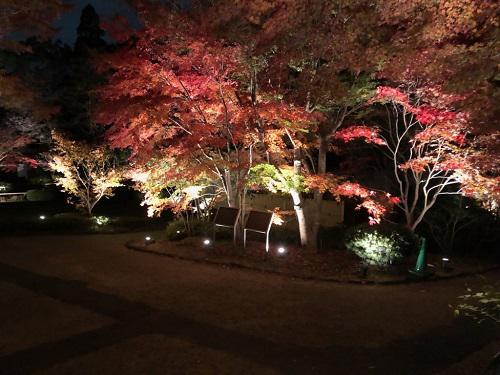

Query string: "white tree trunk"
[[291, 189, 308, 247]]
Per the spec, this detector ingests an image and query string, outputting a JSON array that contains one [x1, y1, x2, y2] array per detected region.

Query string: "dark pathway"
[[0, 234, 498, 374]]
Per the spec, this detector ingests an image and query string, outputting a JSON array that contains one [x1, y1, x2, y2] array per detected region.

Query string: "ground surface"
[[128, 237, 499, 284], [0, 232, 498, 374]]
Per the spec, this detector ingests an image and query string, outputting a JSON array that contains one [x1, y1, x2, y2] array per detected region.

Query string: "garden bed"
[[126, 237, 500, 284], [0, 212, 166, 236]]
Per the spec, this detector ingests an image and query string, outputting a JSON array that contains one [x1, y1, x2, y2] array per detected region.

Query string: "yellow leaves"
[[48, 132, 124, 214]]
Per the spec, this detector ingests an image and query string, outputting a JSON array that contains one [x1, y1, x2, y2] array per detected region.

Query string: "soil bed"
[[126, 237, 499, 284]]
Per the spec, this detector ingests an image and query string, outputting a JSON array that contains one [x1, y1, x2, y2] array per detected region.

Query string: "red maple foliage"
[[95, 4, 317, 215], [337, 86, 499, 230]]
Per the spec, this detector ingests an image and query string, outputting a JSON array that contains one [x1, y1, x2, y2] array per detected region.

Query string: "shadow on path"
[[0, 262, 496, 374]]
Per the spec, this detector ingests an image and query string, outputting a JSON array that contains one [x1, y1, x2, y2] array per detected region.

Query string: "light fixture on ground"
[[144, 235, 154, 245], [203, 238, 211, 246], [39, 215, 46, 220], [277, 246, 286, 255]]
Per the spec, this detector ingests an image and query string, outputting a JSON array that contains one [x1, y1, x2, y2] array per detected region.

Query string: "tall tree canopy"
[[195, 0, 499, 242], [95, 4, 316, 220]]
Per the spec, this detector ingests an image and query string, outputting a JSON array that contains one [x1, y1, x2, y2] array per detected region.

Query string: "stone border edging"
[[125, 240, 500, 286]]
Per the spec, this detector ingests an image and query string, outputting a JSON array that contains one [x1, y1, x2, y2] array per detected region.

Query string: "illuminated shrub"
[[345, 224, 417, 267], [93, 216, 110, 226]]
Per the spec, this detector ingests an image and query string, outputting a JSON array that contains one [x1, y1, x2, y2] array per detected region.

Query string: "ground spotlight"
[[203, 238, 211, 246], [144, 236, 155, 245], [39, 215, 46, 220], [277, 246, 286, 255]]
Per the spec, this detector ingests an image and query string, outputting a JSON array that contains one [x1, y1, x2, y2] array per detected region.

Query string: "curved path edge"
[[125, 240, 500, 286]]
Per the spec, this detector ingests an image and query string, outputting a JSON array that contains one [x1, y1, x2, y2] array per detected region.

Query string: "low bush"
[[26, 189, 55, 202], [318, 225, 347, 250], [165, 218, 212, 240], [270, 225, 300, 245], [344, 223, 418, 267]]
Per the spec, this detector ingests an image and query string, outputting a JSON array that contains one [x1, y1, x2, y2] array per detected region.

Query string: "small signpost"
[[213, 207, 240, 245], [243, 210, 274, 252]]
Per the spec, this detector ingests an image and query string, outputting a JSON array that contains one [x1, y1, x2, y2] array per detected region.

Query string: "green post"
[[410, 237, 429, 277]]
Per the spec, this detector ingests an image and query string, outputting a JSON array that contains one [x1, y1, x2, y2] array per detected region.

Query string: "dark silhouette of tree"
[[75, 4, 106, 52]]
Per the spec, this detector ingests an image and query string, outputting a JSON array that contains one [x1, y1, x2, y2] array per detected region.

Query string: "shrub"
[[0, 181, 14, 192], [26, 189, 54, 202], [270, 225, 300, 245], [165, 219, 188, 240], [345, 224, 418, 267], [166, 218, 212, 240], [318, 225, 347, 251]]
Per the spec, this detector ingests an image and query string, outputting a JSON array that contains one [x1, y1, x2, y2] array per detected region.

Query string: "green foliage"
[[345, 223, 418, 267], [92, 215, 109, 226], [248, 163, 306, 194], [453, 283, 500, 325]]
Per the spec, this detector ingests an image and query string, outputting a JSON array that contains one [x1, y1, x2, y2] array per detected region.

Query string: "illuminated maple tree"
[[198, 0, 499, 247], [47, 132, 124, 216], [95, 1, 498, 248], [0, 0, 70, 169], [198, 0, 392, 249], [0, 111, 42, 171], [336, 86, 499, 231], [95, 4, 315, 225]]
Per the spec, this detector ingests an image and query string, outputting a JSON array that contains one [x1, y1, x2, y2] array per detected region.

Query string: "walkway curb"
[[125, 240, 500, 286]]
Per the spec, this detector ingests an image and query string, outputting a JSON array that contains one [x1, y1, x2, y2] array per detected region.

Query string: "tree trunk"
[[225, 169, 237, 208], [308, 134, 328, 251], [291, 189, 308, 247], [291, 149, 309, 247]]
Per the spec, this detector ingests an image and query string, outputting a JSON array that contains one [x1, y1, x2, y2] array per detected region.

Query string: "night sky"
[[54, 0, 140, 46]]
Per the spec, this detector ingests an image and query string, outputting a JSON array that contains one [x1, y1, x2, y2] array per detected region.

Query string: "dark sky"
[[54, 0, 140, 46]]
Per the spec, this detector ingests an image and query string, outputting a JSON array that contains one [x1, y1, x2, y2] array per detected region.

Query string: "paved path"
[[0, 233, 498, 374]]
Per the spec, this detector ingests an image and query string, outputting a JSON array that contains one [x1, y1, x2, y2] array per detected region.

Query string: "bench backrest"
[[244, 210, 273, 233], [214, 207, 240, 227]]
